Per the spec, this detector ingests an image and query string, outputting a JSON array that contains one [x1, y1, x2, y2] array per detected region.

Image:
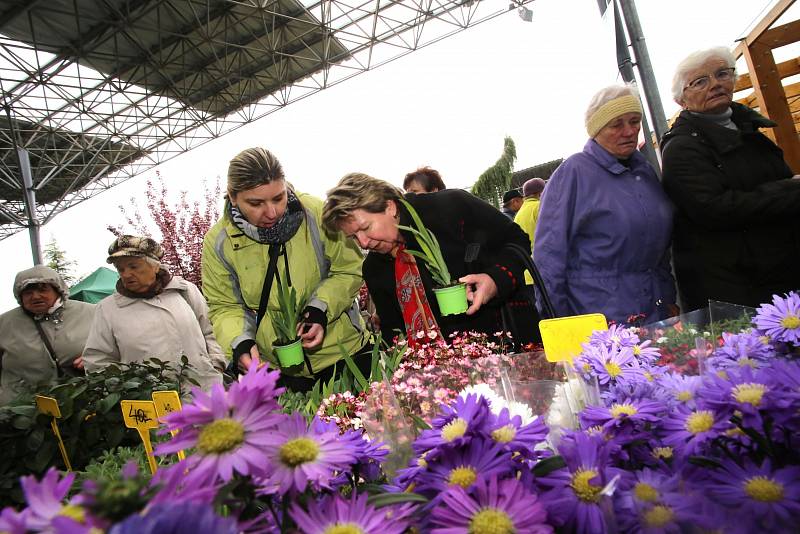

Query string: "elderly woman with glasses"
[[533, 84, 677, 324], [83, 236, 225, 392], [661, 46, 800, 310]]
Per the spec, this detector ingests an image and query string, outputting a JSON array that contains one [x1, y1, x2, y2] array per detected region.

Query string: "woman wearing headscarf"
[[322, 173, 539, 347], [533, 84, 677, 323], [83, 235, 224, 392], [0, 266, 95, 403], [661, 46, 800, 310], [202, 148, 369, 392]]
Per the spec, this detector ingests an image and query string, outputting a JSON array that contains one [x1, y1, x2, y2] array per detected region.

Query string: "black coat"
[[661, 103, 800, 310], [363, 189, 540, 346]]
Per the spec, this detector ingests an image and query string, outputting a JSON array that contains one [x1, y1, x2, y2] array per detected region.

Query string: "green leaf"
[[688, 456, 724, 470], [409, 414, 431, 430], [8, 405, 37, 417], [532, 455, 567, 477], [367, 492, 428, 508], [26, 427, 45, 450], [97, 393, 121, 414], [11, 415, 32, 430]]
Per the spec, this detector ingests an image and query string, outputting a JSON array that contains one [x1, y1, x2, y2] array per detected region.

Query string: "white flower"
[[459, 383, 506, 414], [656, 336, 668, 344]]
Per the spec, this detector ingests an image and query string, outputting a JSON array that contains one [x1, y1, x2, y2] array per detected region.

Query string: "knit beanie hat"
[[522, 178, 546, 197], [586, 94, 643, 138]]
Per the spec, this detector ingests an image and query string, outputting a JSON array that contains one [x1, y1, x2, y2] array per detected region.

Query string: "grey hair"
[[671, 46, 736, 102], [227, 147, 285, 196], [322, 173, 403, 233], [584, 84, 641, 129]]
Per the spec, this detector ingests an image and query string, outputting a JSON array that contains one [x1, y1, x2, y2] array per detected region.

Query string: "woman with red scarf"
[[322, 173, 539, 348]]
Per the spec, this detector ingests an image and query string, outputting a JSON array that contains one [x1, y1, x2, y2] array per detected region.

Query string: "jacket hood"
[[13, 265, 69, 304]]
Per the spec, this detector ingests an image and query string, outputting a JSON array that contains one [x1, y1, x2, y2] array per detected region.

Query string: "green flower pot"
[[433, 283, 468, 316], [273, 338, 304, 368]]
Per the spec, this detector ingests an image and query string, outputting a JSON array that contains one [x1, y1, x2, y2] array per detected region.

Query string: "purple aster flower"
[[536, 431, 621, 534], [659, 405, 727, 458], [413, 393, 490, 456], [587, 324, 640, 349], [489, 407, 549, 458], [289, 491, 413, 534], [0, 507, 28, 534], [155, 364, 285, 487], [6, 468, 99, 533], [414, 438, 515, 497], [257, 413, 357, 495], [430, 476, 553, 534], [656, 372, 702, 409], [614, 468, 704, 533], [313, 418, 389, 485], [631, 340, 662, 364], [712, 331, 775, 362], [581, 398, 663, 437], [753, 291, 800, 345], [703, 458, 800, 532], [576, 344, 644, 388], [109, 501, 238, 534], [698, 366, 774, 428]]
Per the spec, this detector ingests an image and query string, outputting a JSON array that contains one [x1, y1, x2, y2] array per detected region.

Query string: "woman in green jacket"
[[202, 147, 369, 391]]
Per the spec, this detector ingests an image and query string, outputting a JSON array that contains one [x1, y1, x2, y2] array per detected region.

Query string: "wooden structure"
[[734, 0, 800, 172]]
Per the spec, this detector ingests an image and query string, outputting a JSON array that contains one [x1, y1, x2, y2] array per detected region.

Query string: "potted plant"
[[271, 275, 307, 369], [396, 199, 468, 316]]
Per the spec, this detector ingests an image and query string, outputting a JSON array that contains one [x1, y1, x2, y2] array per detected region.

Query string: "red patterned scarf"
[[393, 244, 440, 346]]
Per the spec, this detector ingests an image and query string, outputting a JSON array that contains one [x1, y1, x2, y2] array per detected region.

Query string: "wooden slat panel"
[[757, 19, 800, 50], [735, 58, 800, 91]]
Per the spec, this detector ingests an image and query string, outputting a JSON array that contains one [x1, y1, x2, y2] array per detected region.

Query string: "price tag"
[[152, 391, 181, 419], [540, 313, 608, 362], [35, 395, 61, 418], [121, 400, 159, 474], [152, 391, 185, 461], [34, 395, 72, 471]]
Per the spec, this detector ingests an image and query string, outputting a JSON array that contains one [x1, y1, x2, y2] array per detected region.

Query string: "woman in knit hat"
[[533, 84, 677, 323], [82, 235, 225, 394]]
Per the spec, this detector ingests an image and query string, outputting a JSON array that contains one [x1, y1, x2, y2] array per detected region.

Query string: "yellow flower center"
[[570, 469, 602, 503], [604, 361, 622, 378], [610, 403, 638, 418], [448, 466, 478, 488], [732, 383, 768, 407], [633, 345, 641, 356], [743, 476, 784, 502], [737, 357, 757, 369], [633, 482, 659, 503], [780, 314, 800, 329], [716, 370, 728, 379], [324, 524, 366, 534], [197, 418, 245, 454], [759, 335, 771, 345], [279, 437, 320, 467], [442, 418, 468, 442], [58, 504, 86, 523], [676, 390, 693, 402], [491, 424, 517, 443], [468, 508, 514, 534], [644, 371, 655, 382], [643, 505, 674, 527], [582, 362, 592, 373], [652, 447, 673, 460], [685, 410, 714, 434]]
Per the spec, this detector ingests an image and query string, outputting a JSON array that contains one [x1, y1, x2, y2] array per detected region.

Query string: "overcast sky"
[[0, 0, 790, 311]]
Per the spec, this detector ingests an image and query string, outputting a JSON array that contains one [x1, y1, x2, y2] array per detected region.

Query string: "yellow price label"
[[152, 391, 182, 420], [151, 391, 186, 462], [120, 400, 159, 474], [121, 400, 159, 430], [540, 313, 608, 362], [35, 395, 61, 418]]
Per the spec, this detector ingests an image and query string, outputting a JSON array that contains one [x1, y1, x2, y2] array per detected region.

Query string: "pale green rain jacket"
[[202, 192, 367, 377]]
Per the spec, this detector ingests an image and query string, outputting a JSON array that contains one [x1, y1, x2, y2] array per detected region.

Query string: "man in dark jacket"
[[662, 46, 800, 310]]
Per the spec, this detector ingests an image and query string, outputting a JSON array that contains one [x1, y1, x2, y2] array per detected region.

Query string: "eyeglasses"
[[684, 67, 736, 92]]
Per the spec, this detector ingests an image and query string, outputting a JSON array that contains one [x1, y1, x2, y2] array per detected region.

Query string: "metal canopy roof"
[[0, 0, 532, 246]]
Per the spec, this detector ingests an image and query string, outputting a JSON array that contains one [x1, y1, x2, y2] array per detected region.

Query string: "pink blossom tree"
[[108, 172, 222, 289]]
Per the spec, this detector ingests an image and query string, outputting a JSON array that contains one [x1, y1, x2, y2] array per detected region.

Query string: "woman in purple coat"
[[533, 84, 677, 323]]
